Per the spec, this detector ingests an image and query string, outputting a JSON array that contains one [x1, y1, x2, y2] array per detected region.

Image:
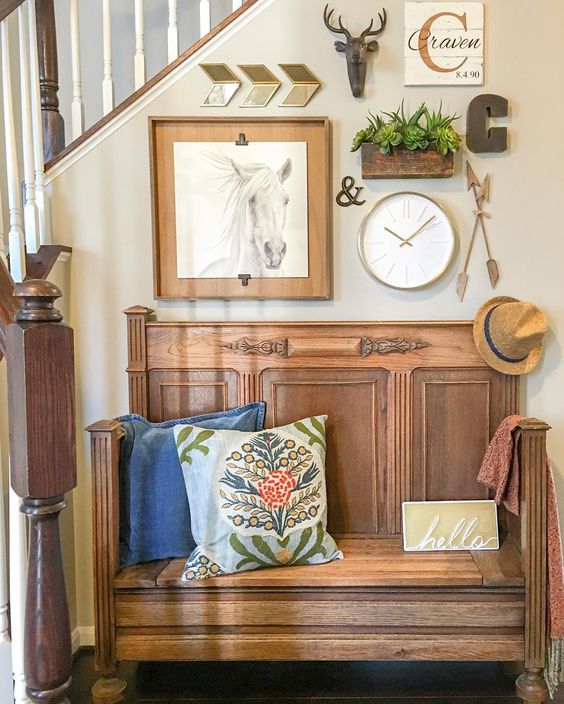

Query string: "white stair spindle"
[[19, 2, 40, 255], [28, 0, 52, 246], [167, 0, 178, 63], [1, 19, 27, 282], [232, 0, 243, 10], [199, 0, 211, 37], [70, 0, 84, 139], [102, 0, 114, 114], [134, 0, 146, 90], [9, 484, 29, 704]]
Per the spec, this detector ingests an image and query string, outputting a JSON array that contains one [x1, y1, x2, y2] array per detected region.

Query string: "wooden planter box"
[[361, 143, 454, 179]]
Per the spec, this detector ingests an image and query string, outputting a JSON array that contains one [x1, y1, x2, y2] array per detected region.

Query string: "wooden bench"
[[87, 309, 550, 704]]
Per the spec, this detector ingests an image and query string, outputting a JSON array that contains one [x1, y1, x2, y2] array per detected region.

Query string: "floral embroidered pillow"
[[173, 415, 343, 581]]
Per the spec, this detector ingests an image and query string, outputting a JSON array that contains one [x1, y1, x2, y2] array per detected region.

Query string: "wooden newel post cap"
[[13, 279, 63, 323], [7, 280, 76, 499]]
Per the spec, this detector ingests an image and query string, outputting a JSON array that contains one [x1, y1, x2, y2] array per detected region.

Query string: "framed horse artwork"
[[149, 117, 332, 299]]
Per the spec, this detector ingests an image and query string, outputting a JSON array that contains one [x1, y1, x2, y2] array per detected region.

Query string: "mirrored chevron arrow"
[[278, 64, 321, 107], [238, 65, 281, 108], [199, 63, 241, 107]]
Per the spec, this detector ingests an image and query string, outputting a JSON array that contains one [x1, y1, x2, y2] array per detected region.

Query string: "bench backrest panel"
[[125, 312, 519, 535]]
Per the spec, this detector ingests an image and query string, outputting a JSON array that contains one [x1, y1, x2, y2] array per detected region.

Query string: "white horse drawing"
[[200, 154, 293, 278]]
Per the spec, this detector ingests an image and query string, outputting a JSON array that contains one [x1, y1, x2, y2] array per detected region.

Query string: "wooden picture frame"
[[149, 116, 332, 299]]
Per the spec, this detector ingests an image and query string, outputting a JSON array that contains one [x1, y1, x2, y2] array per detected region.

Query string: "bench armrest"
[[516, 417, 551, 671], [86, 419, 124, 673]]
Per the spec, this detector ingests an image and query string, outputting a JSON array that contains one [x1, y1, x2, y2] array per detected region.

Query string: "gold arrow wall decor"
[[278, 64, 321, 107], [238, 65, 281, 107], [200, 63, 241, 107]]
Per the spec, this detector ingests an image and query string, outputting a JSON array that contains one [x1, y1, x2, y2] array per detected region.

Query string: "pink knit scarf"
[[478, 415, 564, 696]]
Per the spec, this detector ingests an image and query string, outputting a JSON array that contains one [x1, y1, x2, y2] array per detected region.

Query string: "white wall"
[[47, 0, 564, 631]]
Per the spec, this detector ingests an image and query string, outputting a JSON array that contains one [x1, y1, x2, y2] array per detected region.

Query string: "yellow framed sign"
[[402, 500, 499, 552]]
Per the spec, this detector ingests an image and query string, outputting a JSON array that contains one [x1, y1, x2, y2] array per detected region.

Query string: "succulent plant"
[[351, 102, 462, 156], [374, 122, 402, 155], [435, 125, 462, 156], [424, 103, 460, 141], [351, 127, 375, 152], [402, 124, 429, 151]]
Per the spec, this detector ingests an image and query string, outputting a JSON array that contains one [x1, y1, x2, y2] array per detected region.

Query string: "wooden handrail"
[[0, 0, 25, 23], [45, 0, 260, 170]]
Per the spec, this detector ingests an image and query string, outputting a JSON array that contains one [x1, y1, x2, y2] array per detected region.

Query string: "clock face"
[[358, 192, 456, 290]]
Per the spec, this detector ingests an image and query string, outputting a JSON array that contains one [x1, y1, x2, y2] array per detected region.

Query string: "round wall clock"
[[358, 192, 456, 290]]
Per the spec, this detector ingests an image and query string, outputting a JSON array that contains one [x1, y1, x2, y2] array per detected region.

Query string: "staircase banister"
[[0, 0, 26, 23]]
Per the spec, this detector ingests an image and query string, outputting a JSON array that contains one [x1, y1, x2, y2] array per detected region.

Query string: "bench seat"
[[115, 536, 524, 590], [112, 537, 526, 664]]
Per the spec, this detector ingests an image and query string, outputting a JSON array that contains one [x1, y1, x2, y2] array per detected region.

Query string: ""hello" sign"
[[402, 500, 499, 552], [405, 2, 484, 85]]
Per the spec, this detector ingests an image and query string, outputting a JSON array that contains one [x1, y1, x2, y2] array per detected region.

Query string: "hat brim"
[[473, 296, 544, 376]]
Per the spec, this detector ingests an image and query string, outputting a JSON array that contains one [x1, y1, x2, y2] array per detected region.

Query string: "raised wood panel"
[[147, 370, 239, 422], [412, 368, 508, 502], [261, 369, 388, 535]]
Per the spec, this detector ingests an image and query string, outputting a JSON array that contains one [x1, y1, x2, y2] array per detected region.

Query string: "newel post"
[[35, 0, 65, 161], [7, 280, 76, 704], [515, 418, 550, 704]]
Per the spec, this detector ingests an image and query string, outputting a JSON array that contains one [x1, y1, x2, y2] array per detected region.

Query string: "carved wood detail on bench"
[[361, 337, 428, 357], [221, 337, 289, 357]]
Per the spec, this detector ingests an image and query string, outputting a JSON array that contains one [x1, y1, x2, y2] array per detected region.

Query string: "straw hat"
[[473, 297, 548, 375]]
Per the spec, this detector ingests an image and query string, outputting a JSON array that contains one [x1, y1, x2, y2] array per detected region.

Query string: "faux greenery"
[[351, 102, 462, 156]]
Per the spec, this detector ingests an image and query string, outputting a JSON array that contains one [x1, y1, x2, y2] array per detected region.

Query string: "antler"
[[323, 4, 351, 38], [361, 9, 387, 38]]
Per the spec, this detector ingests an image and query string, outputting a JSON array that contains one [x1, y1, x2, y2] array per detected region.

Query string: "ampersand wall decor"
[[336, 176, 366, 207]]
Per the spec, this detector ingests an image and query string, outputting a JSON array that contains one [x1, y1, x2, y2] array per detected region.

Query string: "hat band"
[[484, 307, 528, 365]]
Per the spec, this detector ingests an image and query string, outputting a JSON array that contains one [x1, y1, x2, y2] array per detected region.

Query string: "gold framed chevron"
[[199, 63, 241, 107], [279, 64, 321, 107], [238, 65, 282, 108]]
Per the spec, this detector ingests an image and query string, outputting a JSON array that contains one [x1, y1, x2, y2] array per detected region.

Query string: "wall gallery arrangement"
[[152, 1, 509, 302]]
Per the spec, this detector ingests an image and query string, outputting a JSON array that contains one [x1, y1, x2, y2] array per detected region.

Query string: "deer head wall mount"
[[323, 4, 387, 99]]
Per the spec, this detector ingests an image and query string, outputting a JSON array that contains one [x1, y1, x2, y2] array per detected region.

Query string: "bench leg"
[[92, 674, 127, 704], [516, 668, 549, 704]]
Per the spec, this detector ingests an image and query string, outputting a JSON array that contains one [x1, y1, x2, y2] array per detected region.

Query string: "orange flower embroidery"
[[258, 469, 296, 509]]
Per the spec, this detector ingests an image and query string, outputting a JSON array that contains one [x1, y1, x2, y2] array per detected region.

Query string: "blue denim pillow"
[[117, 403, 266, 567]]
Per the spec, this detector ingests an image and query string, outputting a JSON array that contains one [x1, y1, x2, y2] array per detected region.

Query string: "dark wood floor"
[[70, 650, 564, 703]]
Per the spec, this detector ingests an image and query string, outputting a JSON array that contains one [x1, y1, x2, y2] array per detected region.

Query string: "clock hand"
[[384, 227, 413, 247], [399, 216, 437, 247]]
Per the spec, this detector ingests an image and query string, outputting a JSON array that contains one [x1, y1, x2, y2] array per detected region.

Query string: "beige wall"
[[48, 0, 564, 630]]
